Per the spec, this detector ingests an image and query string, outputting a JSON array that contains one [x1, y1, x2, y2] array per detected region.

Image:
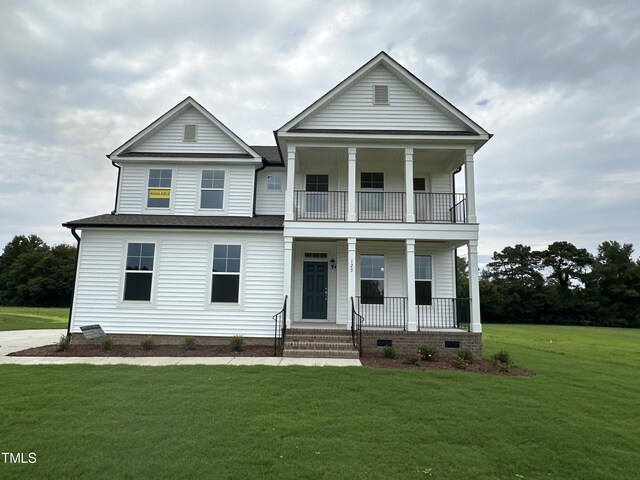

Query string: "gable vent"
[[183, 124, 197, 142], [373, 85, 389, 105]]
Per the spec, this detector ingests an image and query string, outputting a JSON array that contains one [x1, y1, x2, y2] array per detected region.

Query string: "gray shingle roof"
[[63, 214, 284, 230], [250, 145, 283, 165]]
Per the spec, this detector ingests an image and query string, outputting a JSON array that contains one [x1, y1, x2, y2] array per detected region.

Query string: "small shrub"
[[418, 345, 438, 362], [403, 355, 420, 366], [101, 336, 113, 351], [56, 334, 71, 352], [183, 336, 196, 351], [457, 348, 474, 364], [140, 336, 154, 350], [491, 350, 512, 371], [451, 356, 470, 370], [229, 335, 244, 352], [382, 346, 396, 359]]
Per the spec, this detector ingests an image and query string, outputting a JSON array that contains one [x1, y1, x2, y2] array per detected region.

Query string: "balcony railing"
[[415, 193, 467, 223], [293, 191, 467, 223], [417, 298, 470, 330], [294, 191, 347, 220]]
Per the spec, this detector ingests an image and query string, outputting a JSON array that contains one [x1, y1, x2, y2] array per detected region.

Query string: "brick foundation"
[[359, 330, 482, 357], [70, 333, 273, 347]]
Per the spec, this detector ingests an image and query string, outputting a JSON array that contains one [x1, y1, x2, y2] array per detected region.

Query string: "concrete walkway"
[[0, 330, 361, 367]]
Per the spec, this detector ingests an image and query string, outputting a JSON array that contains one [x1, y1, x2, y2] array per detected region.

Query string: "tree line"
[[458, 241, 640, 327], [0, 235, 76, 307]]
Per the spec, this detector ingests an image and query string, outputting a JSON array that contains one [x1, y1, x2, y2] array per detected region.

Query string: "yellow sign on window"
[[148, 189, 170, 199]]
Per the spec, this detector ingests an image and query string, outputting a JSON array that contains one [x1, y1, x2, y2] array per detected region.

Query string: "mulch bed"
[[9, 343, 280, 357], [9, 344, 533, 376], [361, 354, 535, 376]]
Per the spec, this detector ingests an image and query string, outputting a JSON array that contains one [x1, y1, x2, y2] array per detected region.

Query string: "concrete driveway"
[[0, 329, 66, 355]]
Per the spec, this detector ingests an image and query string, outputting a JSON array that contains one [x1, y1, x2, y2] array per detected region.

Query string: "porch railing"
[[357, 192, 405, 222], [351, 297, 363, 357], [294, 191, 347, 220], [417, 297, 470, 330], [414, 193, 467, 223], [354, 296, 407, 329], [272, 295, 287, 356]]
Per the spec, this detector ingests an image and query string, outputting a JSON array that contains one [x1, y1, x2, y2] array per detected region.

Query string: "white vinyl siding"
[[131, 106, 247, 154], [298, 64, 466, 131], [70, 229, 284, 338], [255, 168, 285, 215], [117, 163, 255, 216]]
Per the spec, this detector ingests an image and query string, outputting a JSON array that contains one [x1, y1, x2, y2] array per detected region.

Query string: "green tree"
[[542, 241, 593, 291]]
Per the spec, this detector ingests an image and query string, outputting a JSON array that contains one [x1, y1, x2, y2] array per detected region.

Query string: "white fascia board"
[[278, 131, 489, 143], [284, 222, 479, 241], [110, 155, 263, 165]]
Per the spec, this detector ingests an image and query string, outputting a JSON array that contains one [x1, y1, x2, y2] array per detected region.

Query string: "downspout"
[[109, 157, 121, 215], [452, 166, 462, 298], [66, 226, 81, 338], [253, 159, 267, 216]]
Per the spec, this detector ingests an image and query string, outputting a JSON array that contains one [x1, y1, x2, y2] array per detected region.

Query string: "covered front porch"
[[281, 238, 481, 333]]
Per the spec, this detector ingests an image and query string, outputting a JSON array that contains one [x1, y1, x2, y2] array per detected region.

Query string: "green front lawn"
[[0, 325, 639, 479], [0, 307, 68, 331]]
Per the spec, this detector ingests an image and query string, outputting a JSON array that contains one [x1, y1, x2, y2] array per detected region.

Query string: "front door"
[[302, 261, 328, 319]]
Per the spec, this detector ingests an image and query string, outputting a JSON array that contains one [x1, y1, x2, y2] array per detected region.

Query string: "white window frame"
[[199, 169, 226, 211], [415, 255, 433, 306], [359, 254, 385, 304], [267, 175, 282, 191], [146, 168, 173, 210], [209, 243, 243, 307], [121, 241, 157, 305]]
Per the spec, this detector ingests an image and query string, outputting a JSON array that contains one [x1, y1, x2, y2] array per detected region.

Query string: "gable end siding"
[[131, 106, 247, 154], [298, 65, 466, 132]]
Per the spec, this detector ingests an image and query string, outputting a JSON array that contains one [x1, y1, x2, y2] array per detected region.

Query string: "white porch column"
[[347, 147, 356, 221], [406, 239, 417, 331], [404, 148, 415, 223], [464, 148, 477, 224], [284, 146, 296, 221], [347, 238, 357, 326], [283, 236, 293, 327], [468, 239, 482, 333]]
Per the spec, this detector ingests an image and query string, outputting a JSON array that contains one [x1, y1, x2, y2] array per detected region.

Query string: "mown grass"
[[0, 325, 639, 479], [0, 307, 68, 331]]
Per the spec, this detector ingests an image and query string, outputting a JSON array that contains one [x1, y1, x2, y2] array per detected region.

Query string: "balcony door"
[[305, 174, 329, 216], [360, 172, 384, 219]]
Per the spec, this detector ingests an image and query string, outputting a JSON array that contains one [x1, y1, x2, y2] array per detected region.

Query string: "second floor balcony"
[[293, 190, 467, 223]]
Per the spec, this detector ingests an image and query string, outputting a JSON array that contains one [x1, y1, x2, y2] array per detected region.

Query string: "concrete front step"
[[283, 349, 359, 359]]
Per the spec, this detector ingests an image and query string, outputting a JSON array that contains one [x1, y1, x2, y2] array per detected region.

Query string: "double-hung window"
[[415, 255, 433, 305], [147, 169, 172, 208], [305, 174, 329, 214], [124, 243, 155, 301], [360, 255, 384, 304], [211, 245, 241, 303], [201, 170, 225, 209], [267, 175, 282, 191], [360, 172, 384, 213]]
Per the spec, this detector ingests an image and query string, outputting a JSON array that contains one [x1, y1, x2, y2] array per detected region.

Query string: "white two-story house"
[[64, 52, 491, 357]]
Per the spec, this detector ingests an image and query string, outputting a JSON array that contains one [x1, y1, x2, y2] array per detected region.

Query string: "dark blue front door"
[[302, 261, 328, 319]]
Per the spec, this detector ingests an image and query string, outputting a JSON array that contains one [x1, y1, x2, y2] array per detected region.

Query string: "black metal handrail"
[[357, 192, 405, 222], [294, 191, 347, 220], [417, 297, 470, 330], [414, 193, 467, 223], [273, 295, 287, 356], [354, 296, 407, 329], [351, 297, 363, 357]]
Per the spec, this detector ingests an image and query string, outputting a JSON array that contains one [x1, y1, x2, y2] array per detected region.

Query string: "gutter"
[[253, 158, 267, 216], [109, 156, 121, 215], [66, 226, 81, 338]]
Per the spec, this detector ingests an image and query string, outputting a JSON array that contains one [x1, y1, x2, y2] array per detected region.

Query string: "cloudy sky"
[[1, 0, 639, 260]]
